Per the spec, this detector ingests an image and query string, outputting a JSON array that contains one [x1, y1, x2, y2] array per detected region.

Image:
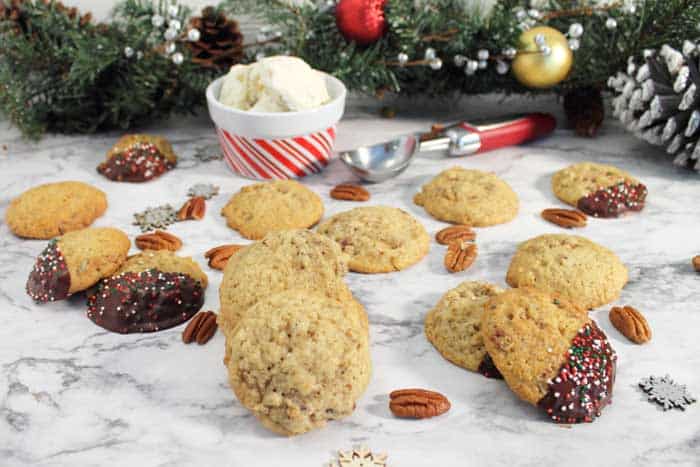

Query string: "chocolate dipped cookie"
[[86, 250, 207, 333], [482, 288, 617, 423], [551, 162, 647, 218], [98, 134, 177, 182], [26, 227, 130, 302]]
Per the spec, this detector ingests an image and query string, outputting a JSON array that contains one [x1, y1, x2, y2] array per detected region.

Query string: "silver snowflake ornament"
[[329, 446, 387, 467], [187, 183, 219, 200], [133, 205, 178, 232], [639, 375, 696, 411], [193, 143, 223, 162]]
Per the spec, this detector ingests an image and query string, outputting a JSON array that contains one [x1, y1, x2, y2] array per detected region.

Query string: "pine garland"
[[1, 0, 699, 139]]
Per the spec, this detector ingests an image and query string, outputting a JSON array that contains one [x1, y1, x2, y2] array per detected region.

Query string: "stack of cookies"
[[217, 229, 371, 436]]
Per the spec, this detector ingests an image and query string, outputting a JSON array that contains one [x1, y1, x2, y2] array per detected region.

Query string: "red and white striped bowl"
[[206, 73, 346, 180]]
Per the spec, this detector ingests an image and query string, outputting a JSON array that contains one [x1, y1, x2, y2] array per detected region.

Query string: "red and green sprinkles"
[[98, 142, 174, 182], [86, 268, 203, 334], [538, 321, 617, 423], [577, 181, 647, 218], [26, 239, 71, 303]]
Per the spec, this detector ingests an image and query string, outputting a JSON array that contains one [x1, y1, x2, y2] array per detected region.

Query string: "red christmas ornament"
[[335, 0, 387, 45]]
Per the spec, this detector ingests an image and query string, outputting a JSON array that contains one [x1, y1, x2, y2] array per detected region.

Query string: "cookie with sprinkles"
[[86, 250, 207, 333], [482, 288, 617, 424], [551, 162, 647, 218], [26, 228, 130, 303], [98, 134, 177, 182]]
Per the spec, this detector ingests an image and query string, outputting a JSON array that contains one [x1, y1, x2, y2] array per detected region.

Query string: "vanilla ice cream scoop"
[[219, 56, 331, 113]]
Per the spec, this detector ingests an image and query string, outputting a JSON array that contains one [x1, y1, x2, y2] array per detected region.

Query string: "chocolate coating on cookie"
[[538, 321, 617, 423], [577, 181, 647, 218], [86, 269, 203, 333], [477, 354, 503, 379], [26, 240, 71, 302], [98, 142, 174, 182]]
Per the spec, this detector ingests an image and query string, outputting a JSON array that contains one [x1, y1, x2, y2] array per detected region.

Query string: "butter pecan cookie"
[[86, 250, 208, 333], [98, 134, 177, 182], [223, 291, 371, 436], [482, 287, 617, 423], [506, 234, 628, 309], [218, 230, 364, 335], [221, 180, 323, 240], [425, 281, 503, 378], [413, 167, 519, 226], [317, 206, 430, 273], [551, 162, 647, 218], [7, 181, 107, 239], [26, 227, 130, 302]]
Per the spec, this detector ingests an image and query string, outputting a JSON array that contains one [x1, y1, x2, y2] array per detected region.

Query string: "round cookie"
[[223, 291, 371, 436], [413, 167, 519, 226], [86, 250, 208, 334], [98, 134, 177, 182], [317, 206, 430, 273], [218, 229, 365, 337], [425, 281, 503, 378], [551, 162, 647, 217], [221, 180, 323, 240], [482, 287, 617, 423], [7, 181, 107, 239], [506, 234, 628, 309], [26, 227, 130, 302]]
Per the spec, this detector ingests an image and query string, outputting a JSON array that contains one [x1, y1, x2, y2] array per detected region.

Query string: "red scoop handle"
[[460, 113, 556, 153]]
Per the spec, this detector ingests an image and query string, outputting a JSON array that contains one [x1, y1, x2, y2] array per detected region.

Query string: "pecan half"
[[182, 310, 218, 345], [435, 225, 476, 245], [177, 196, 206, 221], [389, 388, 451, 419], [609, 306, 651, 344], [330, 184, 370, 202], [444, 241, 477, 273], [204, 244, 245, 270], [135, 230, 182, 251], [541, 208, 587, 228], [693, 255, 700, 272]]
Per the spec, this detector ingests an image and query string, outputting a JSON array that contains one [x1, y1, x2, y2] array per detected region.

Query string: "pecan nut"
[[444, 241, 477, 273], [541, 208, 587, 228], [204, 244, 245, 270], [389, 388, 451, 419], [330, 184, 370, 202], [609, 305, 651, 344], [435, 225, 476, 245], [135, 230, 182, 251], [693, 255, 700, 272], [177, 196, 206, 221], [182, 310, 218, 345]]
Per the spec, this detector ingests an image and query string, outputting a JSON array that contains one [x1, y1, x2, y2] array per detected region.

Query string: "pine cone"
[[609, 42, 700, 172], [563, 87, 605, 138], [187, 6, 244, 71]]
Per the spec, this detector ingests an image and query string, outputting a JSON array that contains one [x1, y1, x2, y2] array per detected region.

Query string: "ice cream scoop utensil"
[[340, 113, 556, 182]]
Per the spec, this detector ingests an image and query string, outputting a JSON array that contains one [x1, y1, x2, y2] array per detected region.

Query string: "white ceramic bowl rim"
[[206, 71, 347, 140]]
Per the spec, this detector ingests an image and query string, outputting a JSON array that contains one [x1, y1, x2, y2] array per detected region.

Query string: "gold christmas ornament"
[[512, 26, 573, 89]]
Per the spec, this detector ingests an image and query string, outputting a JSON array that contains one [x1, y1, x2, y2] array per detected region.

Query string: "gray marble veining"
[[1, 96, 699, 466]]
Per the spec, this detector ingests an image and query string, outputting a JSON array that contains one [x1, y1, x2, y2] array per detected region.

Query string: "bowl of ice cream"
[[206, 56, 347, 180]]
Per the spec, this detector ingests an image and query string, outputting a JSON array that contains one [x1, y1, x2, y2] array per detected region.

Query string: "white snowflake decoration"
[[187, 183, 219, 200], [133, 205, 178, 232], [639, 375, 696, 411], [329, 446, 387, 467]]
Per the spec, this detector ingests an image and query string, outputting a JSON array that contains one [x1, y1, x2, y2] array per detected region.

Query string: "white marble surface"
[[1, 96, 699, 467]]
